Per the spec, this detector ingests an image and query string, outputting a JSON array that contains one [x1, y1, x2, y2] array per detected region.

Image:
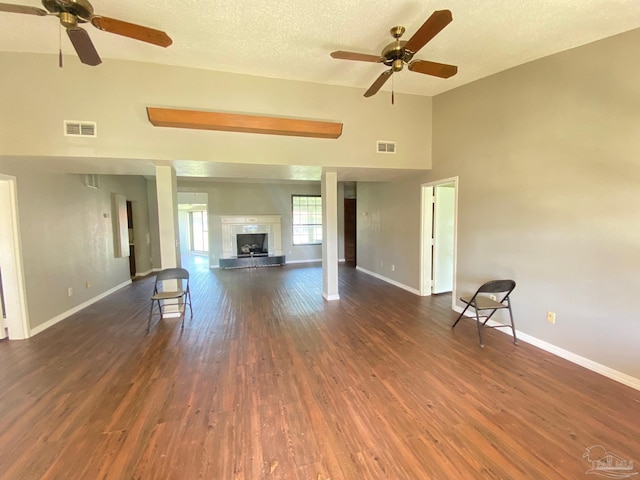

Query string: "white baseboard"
[[355, 266, 421, 295], [453, 306, 640, 391], [29, 279, 132, 337], [135, 269, 155, 277], [323, 293, 340, 301]]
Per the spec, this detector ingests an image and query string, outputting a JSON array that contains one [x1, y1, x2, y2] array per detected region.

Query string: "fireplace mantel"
[[220, 215, 283, 259]]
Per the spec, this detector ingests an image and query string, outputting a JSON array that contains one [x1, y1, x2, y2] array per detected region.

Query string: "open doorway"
[[178, 192, 209, 266], [420, 178, 458, 304]]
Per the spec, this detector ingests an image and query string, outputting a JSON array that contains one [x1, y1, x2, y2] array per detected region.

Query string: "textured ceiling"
[[1, 0, 639, 97], [1, 0, 639, 182]]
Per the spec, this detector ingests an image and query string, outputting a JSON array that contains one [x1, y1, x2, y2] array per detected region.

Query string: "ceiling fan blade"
[[364, 69, 393, 97], [403, 9, 453, 54], [408, 59, 457, 78], [330, 51, 383, 63], [67, 27, 101, 66], [91, 16, 172, 47], [0, 2, 47, 15]]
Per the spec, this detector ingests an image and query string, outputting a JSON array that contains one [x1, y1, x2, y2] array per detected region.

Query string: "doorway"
[[0, 176, 29, 339], [344, 198, 356, 264], [177, 192, 209, 265], [420, 178, 458, 304]]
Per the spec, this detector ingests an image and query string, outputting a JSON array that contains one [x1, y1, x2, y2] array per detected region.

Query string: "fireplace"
[[219, 215, 285, 269], [236, 233, 268, 257], [220, 215, 284, 258]]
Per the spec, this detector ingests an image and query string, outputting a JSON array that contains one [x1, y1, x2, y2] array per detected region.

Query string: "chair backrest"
[[477, 279, 516, 295], [154, 268, 190, 294], [155, 267, 190, 282]]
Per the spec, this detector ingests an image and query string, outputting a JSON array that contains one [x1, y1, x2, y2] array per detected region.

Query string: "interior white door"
[[0, 178, 28, 339], [0, 267, 6, 339], [433, 184, 455, 293], [420, 186, 434, 296]]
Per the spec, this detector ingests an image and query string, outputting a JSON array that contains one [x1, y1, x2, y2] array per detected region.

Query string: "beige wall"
[[119, 176, 153, 276], [0, 159, 150, 330], [357, 180, 423, 287], [0, 53, 432, 172], [357, 28, 640, 378]]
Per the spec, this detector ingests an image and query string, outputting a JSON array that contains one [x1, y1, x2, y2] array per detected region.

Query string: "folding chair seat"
[[451, 279, 517, 348], [148, 267, 193, 333]]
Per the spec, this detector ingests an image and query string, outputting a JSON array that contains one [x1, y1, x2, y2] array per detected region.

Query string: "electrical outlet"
[[86, 281, 91, 289], [391, 264, 395, 271], [67, 287, 73, 297], [546, 311, 556, 324]]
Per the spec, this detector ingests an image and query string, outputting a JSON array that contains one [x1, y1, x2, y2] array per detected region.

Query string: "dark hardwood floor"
[[0, 258, 638, 479]]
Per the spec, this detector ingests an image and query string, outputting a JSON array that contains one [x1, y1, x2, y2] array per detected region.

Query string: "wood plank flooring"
[[0, 259, 638, 479]]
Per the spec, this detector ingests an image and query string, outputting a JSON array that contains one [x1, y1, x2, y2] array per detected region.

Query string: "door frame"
[[419, 177, 459, 308], [0, 175, 29, 339], [433, 182, 456, 294]]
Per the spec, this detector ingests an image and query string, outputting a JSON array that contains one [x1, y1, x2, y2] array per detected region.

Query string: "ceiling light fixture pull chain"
[[391, 75, 395, 105], [59, 23, 63, 68]]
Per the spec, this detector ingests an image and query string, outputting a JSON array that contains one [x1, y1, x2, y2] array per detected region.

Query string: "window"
[[189, 210, 209, 252], [292, 195, 322, 245]]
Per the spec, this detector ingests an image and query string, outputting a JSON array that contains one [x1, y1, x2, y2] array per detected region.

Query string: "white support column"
[[155, 166, 181, 269], [322, 170, 340, 301]]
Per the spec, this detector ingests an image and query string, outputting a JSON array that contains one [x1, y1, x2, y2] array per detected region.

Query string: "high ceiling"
[[1, 0, 638, 97], [1, 0, 639, 182]]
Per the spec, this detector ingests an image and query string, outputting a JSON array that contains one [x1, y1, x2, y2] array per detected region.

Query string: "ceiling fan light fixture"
[[392, 58, 403, 72], [59, 11, 77, 28]]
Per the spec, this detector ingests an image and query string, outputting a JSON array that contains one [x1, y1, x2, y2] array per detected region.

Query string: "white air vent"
[[377, 140, 396, 153], [84, 174, 100, 189], [64, 120, 97, 138]]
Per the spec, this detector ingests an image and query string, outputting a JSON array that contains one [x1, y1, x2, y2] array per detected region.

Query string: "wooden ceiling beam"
[[146, 107, 343, 139]]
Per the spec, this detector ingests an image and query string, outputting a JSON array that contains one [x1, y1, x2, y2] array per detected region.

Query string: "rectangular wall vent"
[[377, 141, 396, 153], [64, 120, 97, 137]]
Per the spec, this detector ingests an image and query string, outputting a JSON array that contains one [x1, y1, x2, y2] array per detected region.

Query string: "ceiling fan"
[[0, 0, 172, 66], [330, 10, 457, 97]]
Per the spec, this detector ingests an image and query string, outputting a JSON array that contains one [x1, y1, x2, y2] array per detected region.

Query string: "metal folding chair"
[[452, 279, 517, 348], [148, 267, 192, 333]]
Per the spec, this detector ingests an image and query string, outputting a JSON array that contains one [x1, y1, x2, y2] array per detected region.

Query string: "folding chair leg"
[[452, 304, 470, 329], [475, 311, 485, 348], [481, 308, 498, 326], [508, 303, 518, 345], [147, 299, 156, 334]]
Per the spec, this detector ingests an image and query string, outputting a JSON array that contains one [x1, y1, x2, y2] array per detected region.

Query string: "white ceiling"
[[2, 0, 638, 96], [1, 0, 639, 182]]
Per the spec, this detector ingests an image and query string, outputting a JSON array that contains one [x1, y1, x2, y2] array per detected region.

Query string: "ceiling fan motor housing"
[[381, 40, 415, 70], [42, 0, 94, 23]]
